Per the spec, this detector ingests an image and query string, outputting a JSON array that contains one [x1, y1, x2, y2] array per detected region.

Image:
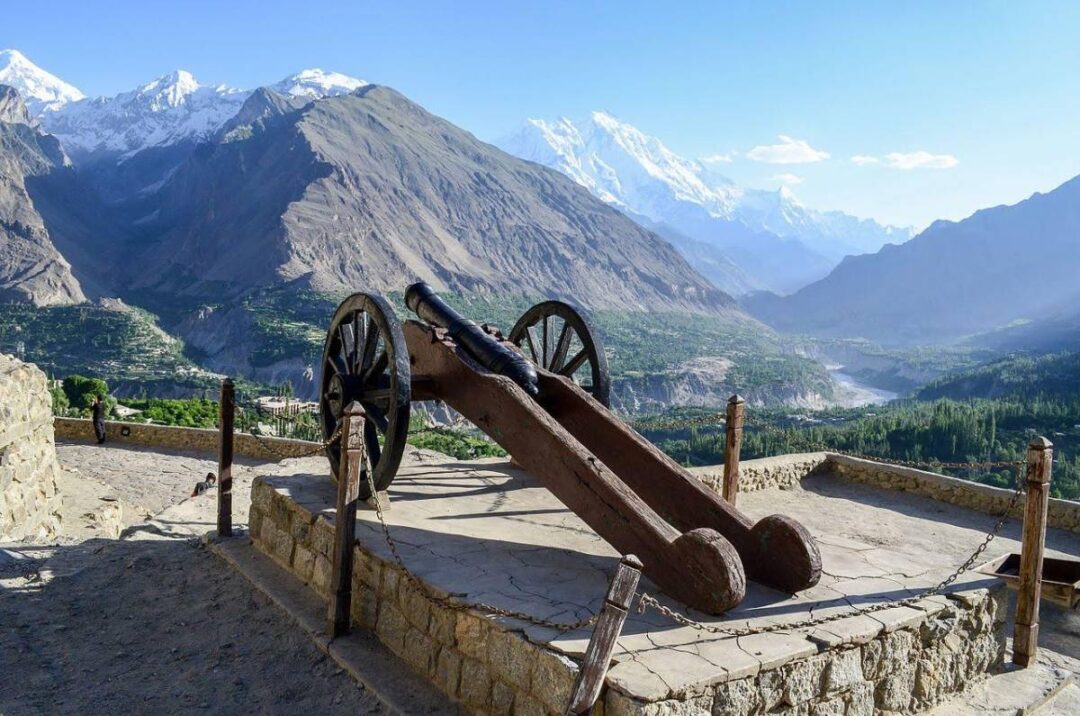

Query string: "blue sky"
[[4, 1, 1079, 228]]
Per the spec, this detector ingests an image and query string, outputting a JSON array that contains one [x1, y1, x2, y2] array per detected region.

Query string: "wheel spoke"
[[550, 321, 573, 372], [541, 316, 551, 368], [363, 402, 389, 432], [559, 349, 588, 377], [350, 312, 364, 371], [362, 387, 393, 405], [364, 420, 382, 470], [329, 354, 349, 377], [361, 316, 380, 371], [340, 322, 355, 374], [363, 349, 388, 384], [523, 326, 540, 363]]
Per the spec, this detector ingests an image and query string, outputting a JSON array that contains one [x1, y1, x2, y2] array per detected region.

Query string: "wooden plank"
[[404, 320, 745, 615], [216, 378, 235, 538], [565, 554, 643, 715], [328, 402, 365, 638], [1014, 436, 1053, 667], [723, 395, 745, 506], [535, 368, 820, 595]]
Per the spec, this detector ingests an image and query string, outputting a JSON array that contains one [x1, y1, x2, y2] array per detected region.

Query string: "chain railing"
[[360, 438, 599, 632], [636, 460, 1025, 636], [234, 390, 1030, 639]]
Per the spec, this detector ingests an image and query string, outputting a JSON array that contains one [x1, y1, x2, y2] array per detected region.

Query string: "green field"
[[0, 302, 224, 396]]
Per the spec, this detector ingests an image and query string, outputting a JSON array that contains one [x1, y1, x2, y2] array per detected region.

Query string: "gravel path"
[[0, 441, 388, 715]]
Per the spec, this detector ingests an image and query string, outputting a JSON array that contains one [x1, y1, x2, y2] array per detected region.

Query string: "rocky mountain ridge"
[[0, 85, 88, 306], [747, 175, 1080, 345], [498, 111, 913, 294]]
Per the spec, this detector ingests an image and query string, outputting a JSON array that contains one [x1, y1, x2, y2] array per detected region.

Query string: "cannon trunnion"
[[319, 282, 821, 614]]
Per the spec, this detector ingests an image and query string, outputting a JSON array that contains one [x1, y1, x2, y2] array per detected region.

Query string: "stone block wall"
[[249, 476, 579, 714], [684, 590, 1006, 716], [1, 354, 62, 541], [690, 452, 830, 495], [690, 451, 1080, 535], [829, 454, 1080, 534], [55, 417, 320, 461], [248, 476, 1008, 716]]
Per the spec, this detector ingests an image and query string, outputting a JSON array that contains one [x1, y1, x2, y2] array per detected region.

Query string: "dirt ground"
[[0, 441, 387, 715]]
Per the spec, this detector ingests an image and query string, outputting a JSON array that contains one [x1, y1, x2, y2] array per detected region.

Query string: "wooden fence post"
[[216, 378, 235, 537], [1013, 436, 1053, 668], [723, 395, 745, 505], [565, 554, 643, 715], [328, 402, 365, 638]]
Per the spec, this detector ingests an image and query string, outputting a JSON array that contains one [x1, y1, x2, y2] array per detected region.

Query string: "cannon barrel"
[[405, 282, 540, 397]]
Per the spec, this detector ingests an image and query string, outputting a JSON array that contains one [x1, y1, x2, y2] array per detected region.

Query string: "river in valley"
[[828, 369, 900, 407]]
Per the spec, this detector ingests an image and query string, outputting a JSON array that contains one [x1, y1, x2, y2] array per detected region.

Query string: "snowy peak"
[[499, 112, 912, 264], [501, 112, 744, 221], [134, 69, 203, 109], [40, 69, 249, 158], [0, 49, 85, 115], [271, 68, 367, 99], [37, 64, 368, 159]]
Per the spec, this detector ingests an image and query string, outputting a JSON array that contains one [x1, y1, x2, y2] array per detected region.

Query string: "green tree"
[[50, 385, 70, 416], [62, 375, 110, 413]]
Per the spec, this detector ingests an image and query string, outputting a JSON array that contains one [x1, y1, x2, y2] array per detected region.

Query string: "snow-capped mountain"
[[499, 112, 913, 293], [41, 70, 249, 158], [0, 49, 85, 115], [271, 68, 368, 99], [2, 50, 369, 160]]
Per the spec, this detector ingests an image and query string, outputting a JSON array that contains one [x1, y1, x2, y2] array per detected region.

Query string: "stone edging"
[[53, 417, 323, 462], [690, 451, 1079, 534], [826, 453, 1080, 534], [249, 472, 1011, 715]]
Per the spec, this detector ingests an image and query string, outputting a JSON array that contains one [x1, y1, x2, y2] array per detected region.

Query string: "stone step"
[[207, 533, 462, 715], [1041, 683, 1080, 716], [927, 662, 1074, 716]]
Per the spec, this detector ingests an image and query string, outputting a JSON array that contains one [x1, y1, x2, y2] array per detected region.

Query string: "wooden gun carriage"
[[319, 283, 821, 614]]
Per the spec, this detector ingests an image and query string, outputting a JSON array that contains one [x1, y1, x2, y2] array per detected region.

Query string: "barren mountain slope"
[[747, 175, 1080, 344], [131, 86, 732, 312], [0, 85, 86, 306]]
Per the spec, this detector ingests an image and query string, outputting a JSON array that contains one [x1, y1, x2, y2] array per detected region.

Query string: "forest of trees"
[[643, 397, 1080, 500]]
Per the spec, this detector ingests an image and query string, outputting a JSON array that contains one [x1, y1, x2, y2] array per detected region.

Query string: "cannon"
[[319, 282, 821, 614]]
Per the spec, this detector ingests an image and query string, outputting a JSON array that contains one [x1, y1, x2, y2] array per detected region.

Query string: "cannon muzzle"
[[405, 282, 540, 397]]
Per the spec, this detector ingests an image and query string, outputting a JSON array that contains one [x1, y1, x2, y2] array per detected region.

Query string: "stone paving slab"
[[253, 452, 1080, 704]]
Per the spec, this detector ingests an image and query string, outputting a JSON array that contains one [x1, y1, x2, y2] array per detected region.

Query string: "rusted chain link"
[[361, 441, 598, 632], [637, 462, 1025, 636]]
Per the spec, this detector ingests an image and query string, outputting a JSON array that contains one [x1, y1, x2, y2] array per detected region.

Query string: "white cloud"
[[700, 151, 736, 164], [851, 151, 958, 170], [746, 135, 830, 164], [771, 172, 804, 185], [882, 151, 958, 170]]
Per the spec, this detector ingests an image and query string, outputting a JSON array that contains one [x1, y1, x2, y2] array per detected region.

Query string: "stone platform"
[[247, 450, 1080, 715]]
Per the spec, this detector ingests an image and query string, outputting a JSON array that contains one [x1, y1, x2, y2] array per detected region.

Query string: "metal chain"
[[637, 462, 1025, 637], [360, 439, 598, 632]]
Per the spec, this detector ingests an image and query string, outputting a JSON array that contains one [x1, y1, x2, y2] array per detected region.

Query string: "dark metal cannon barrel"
[[405, 282, 540, 397]]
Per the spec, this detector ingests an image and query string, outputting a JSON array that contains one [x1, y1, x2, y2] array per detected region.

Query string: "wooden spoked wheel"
[[509, 300, 611, 407], [320, 293, 411, 496]]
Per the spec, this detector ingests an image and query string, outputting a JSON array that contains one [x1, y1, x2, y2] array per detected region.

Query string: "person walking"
[[91, 394, 107, 444]]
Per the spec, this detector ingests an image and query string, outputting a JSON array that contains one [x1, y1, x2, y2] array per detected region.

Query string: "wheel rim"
[[508, 300, 610, 407], [320, 293, 411, 494]]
